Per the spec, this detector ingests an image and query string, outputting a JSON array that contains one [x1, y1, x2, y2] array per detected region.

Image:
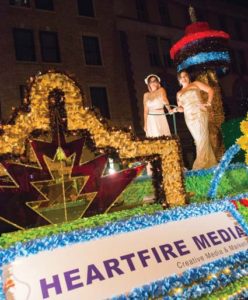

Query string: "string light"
[[0, 71, 186, 208]]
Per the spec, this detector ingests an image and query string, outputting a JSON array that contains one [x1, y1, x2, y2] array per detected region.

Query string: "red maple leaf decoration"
[[0, 127, 144, 231]]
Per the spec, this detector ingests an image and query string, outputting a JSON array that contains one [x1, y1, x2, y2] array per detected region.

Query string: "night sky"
[[225, 0, 248, 7]]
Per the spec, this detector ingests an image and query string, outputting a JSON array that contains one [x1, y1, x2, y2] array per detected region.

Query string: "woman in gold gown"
[[175, 70, 217, 170]]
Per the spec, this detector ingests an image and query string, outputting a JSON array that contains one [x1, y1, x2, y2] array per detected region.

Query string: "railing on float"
[[148, 104, 178, 135]]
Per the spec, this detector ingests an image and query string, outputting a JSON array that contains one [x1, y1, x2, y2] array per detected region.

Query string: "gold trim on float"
[[27, 149, 98, 224], [0, 216, 25, 230], [0, 71, 186, 229]]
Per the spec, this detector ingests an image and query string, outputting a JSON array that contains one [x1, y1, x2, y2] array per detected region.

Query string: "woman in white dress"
[[143, 74, 172, 137], [175, 70, 217, 170]]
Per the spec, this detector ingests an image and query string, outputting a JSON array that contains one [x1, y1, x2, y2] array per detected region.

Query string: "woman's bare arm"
[[174, 92, 184, 112], [160, 87, 172, 112]]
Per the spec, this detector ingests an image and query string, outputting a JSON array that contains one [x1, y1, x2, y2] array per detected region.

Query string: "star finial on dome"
[[189, 5, 197, 23]]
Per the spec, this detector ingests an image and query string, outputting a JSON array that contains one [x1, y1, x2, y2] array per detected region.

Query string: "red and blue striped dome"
[[170, 22, 230, 74]]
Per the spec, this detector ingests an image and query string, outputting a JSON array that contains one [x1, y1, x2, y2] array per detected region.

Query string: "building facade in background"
[[0, 0, 248, 167]]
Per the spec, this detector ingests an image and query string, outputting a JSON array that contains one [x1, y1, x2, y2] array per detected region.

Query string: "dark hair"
[[148, 76, 159, 84], [177, 69, 191, 81]]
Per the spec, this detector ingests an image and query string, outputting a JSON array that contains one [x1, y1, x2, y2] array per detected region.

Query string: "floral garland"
[[237, 113, 248, 165], [199, 276, 248, 300], [236, 201, 248, 223], [0, 204, 162, 249], [113, 258, 248, 299], [2, 201, 247, 264], [0, 194, 247, 251], [0, 71, 186, 207]]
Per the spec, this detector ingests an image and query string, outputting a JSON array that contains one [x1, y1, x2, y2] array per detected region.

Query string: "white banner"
[[2, 211, 248, 300]]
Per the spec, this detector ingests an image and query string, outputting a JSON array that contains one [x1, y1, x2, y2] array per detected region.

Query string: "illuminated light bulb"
[[108, 168, 116, 175], [173, 287, 183, 295], [108, 158, 116, 174], [223, 267, 231, 275], [207, 273, 217, 280]]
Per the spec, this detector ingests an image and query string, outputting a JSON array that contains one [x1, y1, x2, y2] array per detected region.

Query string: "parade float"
[[0, 70, 247, 300], [0, 7, 248, 300]]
